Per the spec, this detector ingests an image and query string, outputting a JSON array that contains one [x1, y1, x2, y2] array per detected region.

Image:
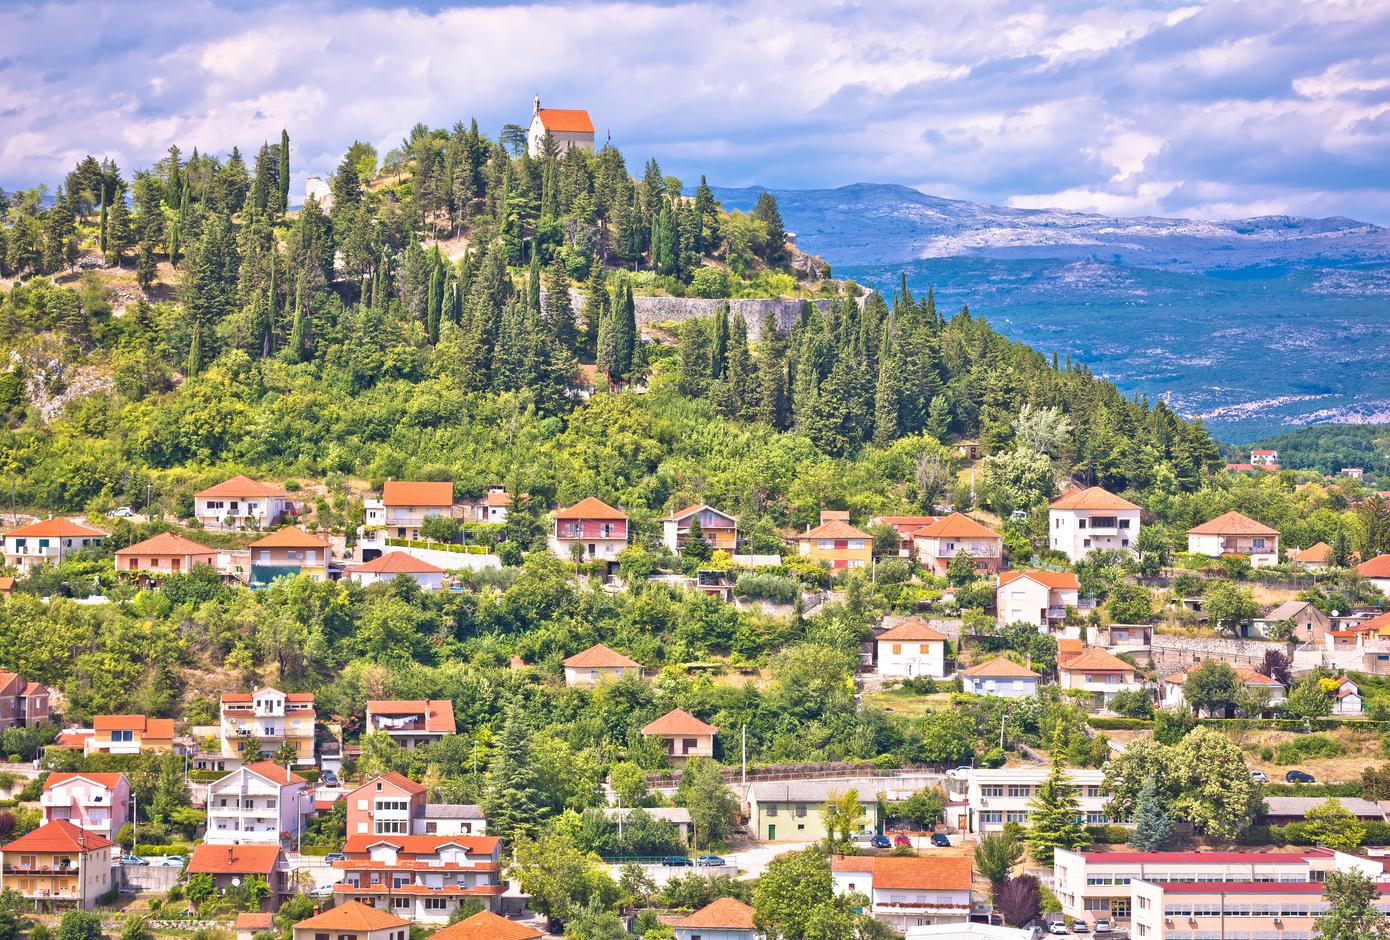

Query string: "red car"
[[893, 834, 912, 846]]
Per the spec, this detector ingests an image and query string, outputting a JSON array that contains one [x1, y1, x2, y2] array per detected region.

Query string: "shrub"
[[1272, 734, 1346, 765], [1086, 717, 1153, 730], [1084, 825, 1133, 844], [733, 573, 799, 604]]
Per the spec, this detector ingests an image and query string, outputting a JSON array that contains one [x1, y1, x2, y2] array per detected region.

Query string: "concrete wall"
[[390, 545, 501, 571], [1150, 633, 1294, 673], [552, 290, 834, 342], [121, 864, 182, 892]]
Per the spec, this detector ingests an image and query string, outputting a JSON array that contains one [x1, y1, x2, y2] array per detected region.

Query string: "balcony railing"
[[3, 865, 78, 875]]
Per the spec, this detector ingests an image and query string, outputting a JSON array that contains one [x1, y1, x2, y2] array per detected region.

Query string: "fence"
[[644, 761, 939, 790]]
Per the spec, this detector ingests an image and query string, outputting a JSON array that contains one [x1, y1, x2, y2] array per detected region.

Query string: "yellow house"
[[84, 715, 176, 756], [795, 512, 873, 570], [220, 688, 317, 766], [0, 819, 116, 911]]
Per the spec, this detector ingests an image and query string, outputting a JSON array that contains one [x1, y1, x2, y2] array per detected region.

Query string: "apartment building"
[[333, 833, 505, 922], [40, 773, 130, 843], [1052, 847, 1377, 923], [995, 570, 1084, 630], [84, 714, 175, 756], [0, 671, 49, 729], [1131, 877, 1389, 939], [0, 820, 116, 912], [1048, 487, 1141, 562], [219, 688, 316, 766], [194, 476, 297, 530], [346, 772, 488, 838], [831, 855, 973, 931], [205, 761, 310, 846], [2, 517, 107, 573], [951, 768, 1116, 834], [365, 700, 456, 749]]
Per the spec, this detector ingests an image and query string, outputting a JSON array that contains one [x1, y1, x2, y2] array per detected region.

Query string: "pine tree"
[[135, 237, 156, 291], [279, 128, 291, 214], [105, 183, 131, 266], [873, 319, 900, 446], [542, 259, 577, 355], [483, 705, 544, 845], [1026, 732, 1090, 865], [289, 282, 307, 362], [684, 516, 712, 562], [1127, 777, 1172, 851], [98, 194, 108, 258], [755, 311, 789, 429]]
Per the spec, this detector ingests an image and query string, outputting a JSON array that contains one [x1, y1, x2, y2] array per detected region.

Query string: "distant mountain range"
[[712, 183, 1390, 441]]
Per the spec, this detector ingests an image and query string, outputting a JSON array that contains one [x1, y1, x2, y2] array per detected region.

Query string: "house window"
[[981, 785, 1003, 797], [392, 897, 410, 909], [892, 644, 902, 655], [1118, 519, 1130, 529], [1077, 519, 1087, 529], [424, 898, 448, 911], [765, 804, 777, 817], [112, 730, 133, 743]]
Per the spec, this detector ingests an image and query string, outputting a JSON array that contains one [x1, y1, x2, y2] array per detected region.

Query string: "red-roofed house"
[[194, 476, 296, 530], [911, 513, 1003, 576], [0, 820, 116, 911], [219, 688, 316, 766], [673, 898, 757, 940], [1161, 665, 1285, 713], [1187, 511, 1280, 567], [2, 517, 107, 573], [292, 901, 410, 940], [794, 511, 873, 569], [526, 97, 595, 157], [1250, 448, 1280, 469], [187, 843, 290, 911], [206, 761, 310, 846], [868, 515, 940, 557], [831, 855, 973, 929], [248, 526, 331, 584], [432, 910, 542, 940], [996, 570, 1084, 630], [1058, 647, 1142, 708], [960, 656, 1041, 698], [1290, 541, 1336, 570], [345, 773, 487, 839], [473, 486, 512, 524], [641, 709, 718, 761], [662, 504, 738, 555], [0, 670, 48, 728], [1357, 554, 1390, 593], [875, 619, 947, 678], [549, 497, 629, 568], [347, 552, 446, 590], [41, 773, 130, 843], [236, 913, 274, 940], [333, 833, 504, 922], [562, 643, 641, 685], [114, 531, 219, 576], [366, 700, 456, 749], [1048, 487, 1141, 562], [85, 714, 175, 756]]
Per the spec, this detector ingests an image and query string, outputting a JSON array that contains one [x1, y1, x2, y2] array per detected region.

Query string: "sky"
[[3, 0, 1390, 223]]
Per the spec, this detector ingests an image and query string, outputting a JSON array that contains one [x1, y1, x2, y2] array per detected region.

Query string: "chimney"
[[533, 96, 541, 115]]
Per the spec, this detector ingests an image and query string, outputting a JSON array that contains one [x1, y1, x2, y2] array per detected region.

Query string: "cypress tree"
[[711, 303, 729, 379], [262, 256, 277, 358], [542, 259, 577, 355], [279, 128, 291, 214], [718, 312, 754, 420], [483, 705, 544, 845], [755, 310, 789, 429], [99, 194, 108, 258], [290, 282, 306, 362], [873, 319, 900, 446], [427, 262, 443, 343], [186, 322, 202, 377]]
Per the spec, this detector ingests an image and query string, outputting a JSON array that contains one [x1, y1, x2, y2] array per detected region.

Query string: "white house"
[[364, 699, 456, 750], [562, 643, 641, 686], [875, 619, 947, 678], [640, 709, 717, 761], [831, 855, 972, 931], [2, 517, 108, 573], [526, 97, 595, 157], [1186, 511, 1280, 567], [475, 487, 511, 523], [1161, 664, 1285, 712], [1048, 486, 1141, 562], [205, 761, 310, 846], [673, 898, 758, 940], [995, 570, 1083, 631], [1057, 647, 1142, 708], [1357, 554, 1390, 593], [193, 476, 296, 531], [1333, 675, 1363, 715], [951, 767, 1117, 834], [960, 656, 1040, 698], [346, 552, 446, 590]]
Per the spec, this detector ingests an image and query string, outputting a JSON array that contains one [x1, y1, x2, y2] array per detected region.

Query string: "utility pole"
[[741, 724, 747, 790]]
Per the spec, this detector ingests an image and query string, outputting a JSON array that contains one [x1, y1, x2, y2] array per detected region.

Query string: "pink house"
[[548, 497, 629, 568], [40, 772, 130, 843]]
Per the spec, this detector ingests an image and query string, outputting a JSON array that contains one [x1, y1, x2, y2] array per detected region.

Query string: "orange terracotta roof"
[[1165, 664, 1281, 687], [382, 481, 454, 507], [1358, 554, 1390, 578], [535, 108, 594, 134], [997, 569, 1081, 590], [341, 834, 500, 856], [93, 714, 173, 737], [44, 772, 127, 791], [914, 512, 998, 540], [563, 643, 639, 669], [293, 900, 409, 933], [1050, 486, 1140, 511], [874, 515, 939, 529], [430, 911, 543, 940], [1353, 610, 1390, 634], [115, 531, 216, 557], [5, 517, 107, 539], [236, 914, 273, 931], [243, 761, 306, 787], [1291, 542, 1331, 563], [673, 898, 756, 930], [55, 730, 93, 748], [877, 619, 947, 642], [1059, 647, 1136, 673], [350, 551, 445, 574], [248, 525, 329, 548], [962, 656, 1040, 679], [3, 819, 113, 853], [1057, 639, 1084, 653], [642, 708, 717, 736], [484, 491, 513, 507], [196, 475, 289, 499], [367, 699, 456, 734], [188, 843, 283, 875], [1187, 511, 1279, 537], [349, 771, 426, 798], [555, 496, 627, 520], [830, 855, 972, 891], [798, 519, 872, 540], [21, 681, 43, 696], [0, 576, 12, 591]]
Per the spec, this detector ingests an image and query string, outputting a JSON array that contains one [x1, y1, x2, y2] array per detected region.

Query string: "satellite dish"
[[230, 877, 242, 887], [1332, 610, 1341, 618]]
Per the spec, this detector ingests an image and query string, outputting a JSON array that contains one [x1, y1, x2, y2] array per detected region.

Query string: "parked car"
[[930, 832, 951, 847], [150, 856, 185, 867], [946, 766, 972, 780], [664, 856, 693, 867], [1285, 770, 1315, 783], [1092, 918, 1112, 934], [324, 853, 346, 864], [1072, 922, 1089, 935], [870, 834, 892, 848], [893, 833, 912, 847], [120, 855, 148, 866], [1047, 922, 1070, 935], [696, 854, 726, 867], [110, 506, 135, 518], [321, 770, 339, 786], [1250, 770, 1268, 784]]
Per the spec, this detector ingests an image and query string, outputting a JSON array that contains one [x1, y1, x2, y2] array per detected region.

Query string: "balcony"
[[4, 865, 78, 876]]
